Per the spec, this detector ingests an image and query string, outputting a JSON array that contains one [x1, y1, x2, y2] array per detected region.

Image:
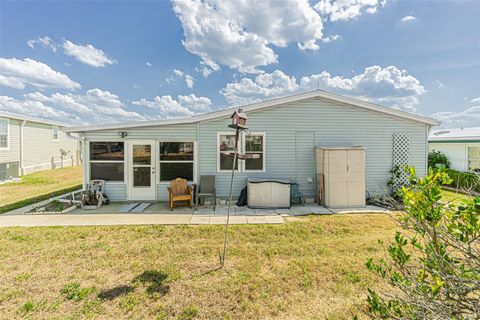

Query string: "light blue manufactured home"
[[65, 91, 439, 202]]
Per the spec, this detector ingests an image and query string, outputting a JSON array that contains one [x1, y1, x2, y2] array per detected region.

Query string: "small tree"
[[428, 150, 450, 169], [364, 167, 480, 319]]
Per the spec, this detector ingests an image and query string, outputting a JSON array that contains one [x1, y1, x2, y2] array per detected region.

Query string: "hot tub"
[[247, 178, 291, 209]]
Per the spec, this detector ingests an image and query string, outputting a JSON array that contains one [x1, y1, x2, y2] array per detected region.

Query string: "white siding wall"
[[199, 98, 428, 199], [0, 118, 21, 163], [23, 122, 79, 173], [85, 124, 198, 201], [429, 142, 480, 172], [83, 97, 429, 201]]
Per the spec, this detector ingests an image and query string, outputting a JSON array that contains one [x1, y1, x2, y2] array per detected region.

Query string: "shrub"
[[445, 169, 480, 193], [428, 150, 450, 169], [362, 167, 480, 319]]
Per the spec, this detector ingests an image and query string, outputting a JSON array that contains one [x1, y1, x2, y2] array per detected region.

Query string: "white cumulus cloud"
[[0, 58, 80, 90], [431, 105, 480, 128], [400, 15, 416, 23], [172, 0, 324, 74], [132, 94, 212, 118], [27, 36, 57, 52], [314, 0, 385, 22], [62, 40, 116, 67], [221, 66, 425, 113], [321, 34, 342, 43], [185, 74, 194, 88], [470, 96, 480, 104], [0, 89, 146, 125], [168, 69, 195, 88]]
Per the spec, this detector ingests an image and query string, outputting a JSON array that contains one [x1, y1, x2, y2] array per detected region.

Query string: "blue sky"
[[0, 0, 479, 127]]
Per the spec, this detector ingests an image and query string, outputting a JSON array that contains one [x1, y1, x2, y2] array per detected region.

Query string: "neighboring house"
[[0, 111, 81, 180], [429, 127, 480, 172], [65, 90, 439, 202]]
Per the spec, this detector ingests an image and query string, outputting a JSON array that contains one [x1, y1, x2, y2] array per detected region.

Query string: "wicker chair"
[[167, 178, 193, 210]]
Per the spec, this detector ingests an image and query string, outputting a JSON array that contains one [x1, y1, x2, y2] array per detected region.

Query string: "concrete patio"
[[0, 201, 389, 227]]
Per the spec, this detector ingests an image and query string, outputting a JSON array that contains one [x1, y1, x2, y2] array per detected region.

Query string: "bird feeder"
[[229, 109, 248, 129]]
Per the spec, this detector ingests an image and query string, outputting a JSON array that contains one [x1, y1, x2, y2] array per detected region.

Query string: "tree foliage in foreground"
[[364, 167, 480, 319]]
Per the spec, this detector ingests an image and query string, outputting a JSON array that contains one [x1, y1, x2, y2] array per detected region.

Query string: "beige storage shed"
[[316, 146, 366, 208]]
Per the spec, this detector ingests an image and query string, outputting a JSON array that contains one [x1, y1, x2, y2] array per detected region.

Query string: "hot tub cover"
[[247, 178, 291, 184]]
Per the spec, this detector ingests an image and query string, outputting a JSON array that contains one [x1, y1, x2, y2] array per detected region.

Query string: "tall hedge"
[[446, 169, 480, 193]]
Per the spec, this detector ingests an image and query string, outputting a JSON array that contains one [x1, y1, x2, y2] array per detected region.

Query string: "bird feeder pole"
[[220, 109, 248, 268]]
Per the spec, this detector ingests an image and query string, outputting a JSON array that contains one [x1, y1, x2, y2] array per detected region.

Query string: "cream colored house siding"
[[22, 122, 79, 172], [0, 117, 21, 163], [429, 142, 480, 172]]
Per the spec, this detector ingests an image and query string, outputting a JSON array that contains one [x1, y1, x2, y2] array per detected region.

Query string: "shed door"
[[295, 131, 315, 195], [327, 150, 348, 207], [347, 150, 365, 206]]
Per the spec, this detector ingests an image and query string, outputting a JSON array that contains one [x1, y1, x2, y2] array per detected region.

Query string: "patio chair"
[[195, 175, 216, 210], [167, 178, 193, 210], [290, 183, 305, 206]]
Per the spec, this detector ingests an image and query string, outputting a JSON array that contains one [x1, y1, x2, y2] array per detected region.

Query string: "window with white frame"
[[468, 147, 480, 171], [159, 142, 194, 181], [52, 126, 59, 141], [0, 118, 8, 149], [218, 134, 238, 171], [89, 142, 125, 181], [245, 133, 265, 171], [217, 132, 265, 172]]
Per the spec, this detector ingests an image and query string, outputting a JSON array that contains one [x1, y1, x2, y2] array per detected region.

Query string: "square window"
[[90, 162, 124, 181]]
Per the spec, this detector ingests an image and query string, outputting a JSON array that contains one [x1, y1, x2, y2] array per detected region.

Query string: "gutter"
[[65, 131, 86, 141]]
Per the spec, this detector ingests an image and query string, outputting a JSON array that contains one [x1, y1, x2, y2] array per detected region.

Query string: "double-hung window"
[[52, 126, 59, 141], [0, 118, 8, 149], [217, 132, 266, 172], [159, 142, 194, 181], [468, 147, 480, 171], [89, 142, 125, 182]]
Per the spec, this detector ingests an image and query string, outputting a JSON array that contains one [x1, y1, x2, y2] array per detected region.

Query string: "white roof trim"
[[0, 111, 68, 127], [65, 90, 440, 132]]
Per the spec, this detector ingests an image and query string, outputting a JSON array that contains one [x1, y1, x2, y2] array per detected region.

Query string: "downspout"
[[20, 120, 27, 175]]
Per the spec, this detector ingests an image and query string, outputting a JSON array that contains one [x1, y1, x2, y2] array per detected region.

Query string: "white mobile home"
[[65, 91, 439, 203], [0, 111, 81, 180], [429, 127, 480, 172]]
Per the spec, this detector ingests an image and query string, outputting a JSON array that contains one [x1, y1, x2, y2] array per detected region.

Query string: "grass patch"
[[441, 189, 474, 205], [0, 214, 396, 319], [0, 166, 82, 213], [61, 282, 95, 302]]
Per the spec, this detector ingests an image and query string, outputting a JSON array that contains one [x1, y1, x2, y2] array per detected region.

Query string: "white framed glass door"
[[128, 140, 156, 200]]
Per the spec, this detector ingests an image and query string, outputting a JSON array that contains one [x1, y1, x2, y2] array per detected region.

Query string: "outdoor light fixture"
[[117, 131, 128, 138]]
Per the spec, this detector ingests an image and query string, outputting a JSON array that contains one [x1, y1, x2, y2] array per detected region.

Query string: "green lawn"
[[441, 188, 474, 205], [0, 166, 82, 213], [0, 214, 395, 319]]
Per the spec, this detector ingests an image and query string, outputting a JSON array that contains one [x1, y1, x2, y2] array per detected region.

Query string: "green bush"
[[445, 169, 480, 193], [363, 167, 480, 319], [428, 150, 450, 169]]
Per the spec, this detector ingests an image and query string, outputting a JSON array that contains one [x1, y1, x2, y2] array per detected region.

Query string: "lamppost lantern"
[[229, 108, 248, 129]]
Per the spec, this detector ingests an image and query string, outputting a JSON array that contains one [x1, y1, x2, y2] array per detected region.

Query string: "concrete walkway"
[[0, 213, 284, 227], [0, 199, 388, 228]]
